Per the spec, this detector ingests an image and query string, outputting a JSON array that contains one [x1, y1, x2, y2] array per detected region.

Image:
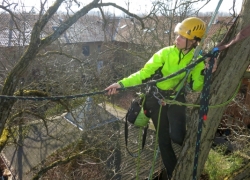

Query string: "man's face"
[[175, 35, 195, 50]]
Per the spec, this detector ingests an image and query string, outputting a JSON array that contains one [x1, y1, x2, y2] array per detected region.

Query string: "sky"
[[15, 0, 243, 15], [97, 0, 243, 14], [198, 0, 243, 13]]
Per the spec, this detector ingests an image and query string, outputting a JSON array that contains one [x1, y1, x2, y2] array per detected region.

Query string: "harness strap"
[[125, 117, 149, 157]]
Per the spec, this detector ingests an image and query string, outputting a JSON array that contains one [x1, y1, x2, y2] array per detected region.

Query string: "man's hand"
[[205, 57, 218, 73], [105, 83, 121, 95]]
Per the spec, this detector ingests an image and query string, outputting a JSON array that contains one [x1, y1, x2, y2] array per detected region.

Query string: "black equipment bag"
[[125, 96, 150, 157]]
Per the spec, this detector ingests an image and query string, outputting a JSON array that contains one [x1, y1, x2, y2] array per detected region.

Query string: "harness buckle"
[[152, 86, 167, 106], [158, 99, 167, 106]]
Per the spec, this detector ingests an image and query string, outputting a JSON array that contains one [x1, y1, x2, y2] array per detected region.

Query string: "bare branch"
[[98, 2, 145, 29]]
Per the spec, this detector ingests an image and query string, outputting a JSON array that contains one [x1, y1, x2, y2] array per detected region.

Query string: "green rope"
[[148, 105, 162, 180], [162, 80, 241, 108], [136, 127, 143, 180]]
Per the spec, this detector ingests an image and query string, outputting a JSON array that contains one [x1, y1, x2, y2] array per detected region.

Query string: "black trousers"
[[144, 93, 186, 178]]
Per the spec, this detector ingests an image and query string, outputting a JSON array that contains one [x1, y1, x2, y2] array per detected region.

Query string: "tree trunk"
[[0, 36, 40, 151], [174, 0, 250, 179]]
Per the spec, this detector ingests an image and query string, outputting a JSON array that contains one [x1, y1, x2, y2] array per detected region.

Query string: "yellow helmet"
[[174, 17, 206, 40]]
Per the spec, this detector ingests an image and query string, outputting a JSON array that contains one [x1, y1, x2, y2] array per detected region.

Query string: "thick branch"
[[14, 90, 49, 97], [31, 148, 95, 180], [39, 0, 64, 30], [39, 0, 100, 48], [37, 51, 84, 64]]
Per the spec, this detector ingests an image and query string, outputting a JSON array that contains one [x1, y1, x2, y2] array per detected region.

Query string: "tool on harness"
[[149, 76, 185, 106], [125, 93, 150, 157], [124, 73, 184, 157], [124, 60, 178, 157], [147, 86, 167, 106], [126, 94, 150, 127]]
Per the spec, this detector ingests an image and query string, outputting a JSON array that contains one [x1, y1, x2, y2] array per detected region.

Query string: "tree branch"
[[97, 2, 145, 29], [37, 51, 84, 64], [14, 90, 49, 97], [39, 0, 100, 48], [31, 148, 96, 180]]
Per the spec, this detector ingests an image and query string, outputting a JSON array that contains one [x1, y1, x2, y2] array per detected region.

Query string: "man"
[[105, 17, 217, 179]]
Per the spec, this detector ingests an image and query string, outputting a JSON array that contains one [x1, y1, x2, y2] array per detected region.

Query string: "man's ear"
[[187, 39, 197, 48], [191, 39, 197, 44]]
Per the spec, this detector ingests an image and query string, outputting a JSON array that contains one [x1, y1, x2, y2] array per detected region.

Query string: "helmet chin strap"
[[178, 39, 198, 64], [184, 39, 198, 52], [185, 39, 189, 50]]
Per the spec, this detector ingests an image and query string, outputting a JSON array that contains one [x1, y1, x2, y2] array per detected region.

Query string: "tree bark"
[[174, 0, 250, 179]]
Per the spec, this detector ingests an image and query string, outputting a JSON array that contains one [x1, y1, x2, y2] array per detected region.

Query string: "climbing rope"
[[0, 54, 209, 101], [191, 0, 224, 62], [148, 105, 162, 180], [136, 126, 143, 180], [159, 80, 241, 109], [192, 49, 219, 180], [191, 8, 250, 179]]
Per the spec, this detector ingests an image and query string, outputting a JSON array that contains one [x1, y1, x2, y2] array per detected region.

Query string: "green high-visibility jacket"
[[118, 45, 205, 92]]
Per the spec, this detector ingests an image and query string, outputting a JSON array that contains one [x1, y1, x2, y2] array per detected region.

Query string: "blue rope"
[[192, 48, 219, 180]]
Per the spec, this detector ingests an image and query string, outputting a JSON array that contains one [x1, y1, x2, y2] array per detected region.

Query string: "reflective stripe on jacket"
[[118, 45, 205, 92]]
